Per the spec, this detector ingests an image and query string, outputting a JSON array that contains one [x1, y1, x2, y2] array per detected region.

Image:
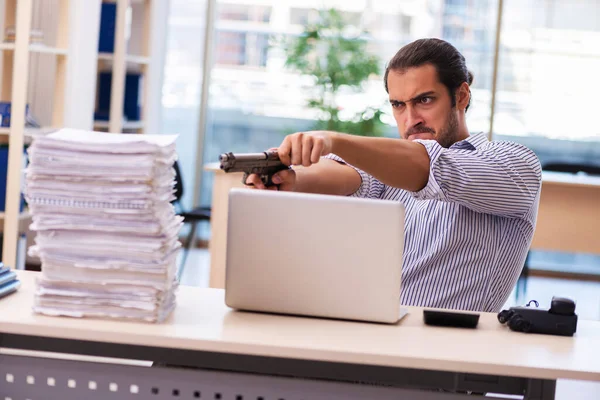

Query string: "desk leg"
[[526, 379, 557, 400]]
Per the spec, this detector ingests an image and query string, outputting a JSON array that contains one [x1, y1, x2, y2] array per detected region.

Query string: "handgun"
[[219, 151, 290, 187]]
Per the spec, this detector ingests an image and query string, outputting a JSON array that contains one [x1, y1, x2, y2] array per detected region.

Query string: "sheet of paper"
[[39, 128, 178, 152]]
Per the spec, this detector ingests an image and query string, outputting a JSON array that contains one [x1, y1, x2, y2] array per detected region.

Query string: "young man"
[[246, 38, 542, 312]]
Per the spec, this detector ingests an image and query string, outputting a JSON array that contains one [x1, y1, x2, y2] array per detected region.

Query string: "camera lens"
[[508, 315, 532, 333]]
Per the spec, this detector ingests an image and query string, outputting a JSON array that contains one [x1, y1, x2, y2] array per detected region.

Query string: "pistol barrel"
[[221, 152, 269, 162], [219, 151, 282, 172]]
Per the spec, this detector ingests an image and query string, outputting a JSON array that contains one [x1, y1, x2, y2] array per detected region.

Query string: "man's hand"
[[244, 131, 335, 191], [277, 131, 335, 167], [245, 167, 297, 191]]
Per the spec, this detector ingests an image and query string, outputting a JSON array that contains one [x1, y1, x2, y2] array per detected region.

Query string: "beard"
[[436, 109, 459, 148], [404, 109, 459, 148]]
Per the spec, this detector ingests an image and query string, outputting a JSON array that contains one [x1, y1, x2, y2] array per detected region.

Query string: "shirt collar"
[[450, 132, 489, 150]]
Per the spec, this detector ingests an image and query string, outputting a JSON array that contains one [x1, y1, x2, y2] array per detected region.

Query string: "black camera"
[[497, 297, 578, 336]]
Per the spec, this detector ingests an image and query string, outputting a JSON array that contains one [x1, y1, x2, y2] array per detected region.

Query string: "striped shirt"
[[326, 132, 542, 312]]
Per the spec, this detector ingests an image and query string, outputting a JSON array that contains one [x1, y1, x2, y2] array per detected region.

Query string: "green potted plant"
[[281, 8, 387, 137]]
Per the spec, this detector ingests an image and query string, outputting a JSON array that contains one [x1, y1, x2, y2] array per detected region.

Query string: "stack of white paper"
[[24, 129, 182, 323]]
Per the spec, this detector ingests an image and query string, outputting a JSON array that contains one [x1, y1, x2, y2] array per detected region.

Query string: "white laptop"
[[224, 188, 408, 324]]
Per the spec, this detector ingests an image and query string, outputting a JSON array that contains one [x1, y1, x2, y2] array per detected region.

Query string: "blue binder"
[[95, 72, 142, 122], [0, 270, 16, 286], [0, 263, 19, 300], [98, 3, 117, 53], [0, 279, 21, 299]]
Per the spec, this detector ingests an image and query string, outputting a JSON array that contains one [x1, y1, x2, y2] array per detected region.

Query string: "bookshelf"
[[0, 42, 68, 55], [0, 0, 73, 269], [97, 52, 150, 65], [1, 0, 169, 269], [94, 0, 168, 134]]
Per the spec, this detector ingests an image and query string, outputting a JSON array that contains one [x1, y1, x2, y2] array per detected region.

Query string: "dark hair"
[[384, 38, 473, 111]]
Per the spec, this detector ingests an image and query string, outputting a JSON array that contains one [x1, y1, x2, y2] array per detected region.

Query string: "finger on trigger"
[[271, 173, 282, 184], [277, 168, 294, 181]]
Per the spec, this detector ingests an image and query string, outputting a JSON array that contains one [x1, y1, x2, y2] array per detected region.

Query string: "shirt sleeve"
[[409, 139, 542, 219], [323, 153, 385, 199]]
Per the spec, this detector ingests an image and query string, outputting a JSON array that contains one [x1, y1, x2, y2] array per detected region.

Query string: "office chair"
[[172, 161, 211, 281], [516, 161, 600, 301]]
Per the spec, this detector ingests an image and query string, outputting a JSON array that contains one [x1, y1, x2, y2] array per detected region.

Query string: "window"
[[400, 14, 412, 37], [215, 31, 247, 65], [218, 3, 272, 22], [290, 8, 315, 26], [162, 0, 499, 212], [161, 0, 600, 293], [494, 0, 600, 167], [161, 0, 208, 211], [440, 0, 497, 134]]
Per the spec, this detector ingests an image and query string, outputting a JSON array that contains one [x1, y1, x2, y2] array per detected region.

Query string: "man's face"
[[387, 64, 459, 148]]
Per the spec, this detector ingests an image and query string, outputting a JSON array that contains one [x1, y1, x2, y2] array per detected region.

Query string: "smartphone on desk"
[[423, 309, 480, 329]]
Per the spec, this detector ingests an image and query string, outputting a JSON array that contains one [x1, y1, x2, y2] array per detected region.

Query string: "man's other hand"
[[245, 168, 297, 191]]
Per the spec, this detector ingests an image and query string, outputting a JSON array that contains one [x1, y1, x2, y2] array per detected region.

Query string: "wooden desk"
[[530, 172, 600, 254], [205, 166, 600, 289], [1, 271, 600, 399]]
